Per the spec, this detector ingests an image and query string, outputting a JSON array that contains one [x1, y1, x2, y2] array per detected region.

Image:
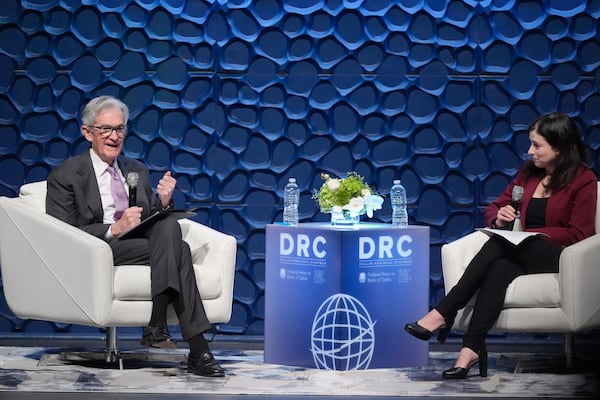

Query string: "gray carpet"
[[0, 345, 598, 398]]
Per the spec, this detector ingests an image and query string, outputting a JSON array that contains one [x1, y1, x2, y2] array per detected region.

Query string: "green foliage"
[[313, 172, 375, 214]]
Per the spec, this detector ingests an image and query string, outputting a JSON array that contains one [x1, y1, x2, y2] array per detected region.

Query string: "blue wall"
[[1, 0, 599, 338]]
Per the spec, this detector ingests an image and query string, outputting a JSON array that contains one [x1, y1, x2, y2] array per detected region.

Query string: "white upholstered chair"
[[0, 180, 237, 364], [441, 182, 600, 369]]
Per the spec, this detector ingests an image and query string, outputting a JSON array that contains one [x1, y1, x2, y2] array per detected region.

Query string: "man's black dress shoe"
[[188, 351, 225, 377], [140, 323, 177, 349]]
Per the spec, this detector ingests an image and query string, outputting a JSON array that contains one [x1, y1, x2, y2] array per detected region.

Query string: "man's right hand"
[[111, 206, 143, 236]]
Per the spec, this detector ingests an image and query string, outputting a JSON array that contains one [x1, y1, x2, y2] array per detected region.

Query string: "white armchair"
[[441, 182, 600, 369], [0, 180, 237, 364]]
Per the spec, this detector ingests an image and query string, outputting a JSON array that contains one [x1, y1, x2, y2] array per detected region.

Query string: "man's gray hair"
[[81, 95, 129, 126]]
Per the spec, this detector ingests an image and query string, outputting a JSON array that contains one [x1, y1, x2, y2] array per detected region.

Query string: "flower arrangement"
[[313, 172, 384, 218]]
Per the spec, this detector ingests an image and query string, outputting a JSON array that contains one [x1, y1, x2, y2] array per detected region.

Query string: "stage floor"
[[0, 335, 599, 399]]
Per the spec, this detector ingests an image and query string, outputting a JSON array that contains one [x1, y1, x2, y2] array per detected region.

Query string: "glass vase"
[[330, 210, 360, 229]]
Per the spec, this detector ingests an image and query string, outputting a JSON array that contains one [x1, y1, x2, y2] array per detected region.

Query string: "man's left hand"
[[157, 171, 176, 208]]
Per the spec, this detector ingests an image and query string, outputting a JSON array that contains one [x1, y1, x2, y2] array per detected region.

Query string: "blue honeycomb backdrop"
[[1, 0, 599, 338]]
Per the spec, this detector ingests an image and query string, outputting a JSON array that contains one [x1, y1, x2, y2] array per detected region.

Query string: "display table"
[[264, 222, 430, 370]]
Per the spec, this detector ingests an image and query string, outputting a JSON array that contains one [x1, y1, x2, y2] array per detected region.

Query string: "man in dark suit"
[[46, 95, 224, 377]]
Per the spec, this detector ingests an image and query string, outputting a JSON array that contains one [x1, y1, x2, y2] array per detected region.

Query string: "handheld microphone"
[[126, 172, 139, 207], [511, 185, 524, 211], [507, 185, 524, 230]]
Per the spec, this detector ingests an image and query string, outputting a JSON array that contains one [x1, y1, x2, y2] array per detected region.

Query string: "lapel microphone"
[[126, 172, 139, 207]]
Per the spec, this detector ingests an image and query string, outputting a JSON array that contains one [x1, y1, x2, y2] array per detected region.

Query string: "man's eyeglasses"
[[88, 125, 127, 138]]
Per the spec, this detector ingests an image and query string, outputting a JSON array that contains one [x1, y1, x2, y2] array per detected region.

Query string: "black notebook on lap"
[[118, 207, 199, 240]]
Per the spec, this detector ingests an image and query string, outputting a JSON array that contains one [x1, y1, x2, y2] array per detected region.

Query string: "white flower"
[[364, 194, 384, 218], [343, 196, 365, 214], [313, 171, 384, 218], [327, 179, 341, 191]]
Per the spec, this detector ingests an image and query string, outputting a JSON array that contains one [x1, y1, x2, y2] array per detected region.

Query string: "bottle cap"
[[289, 178, 296, 183], [393, 179, 400, 184]]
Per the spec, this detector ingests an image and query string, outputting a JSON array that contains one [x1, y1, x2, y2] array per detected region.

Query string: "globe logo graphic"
[[310, 293, 376, 370]]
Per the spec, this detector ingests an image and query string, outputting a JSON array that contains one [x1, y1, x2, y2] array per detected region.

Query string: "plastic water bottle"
[[391, 179, 408, 228], [283, 177, 299, 225]]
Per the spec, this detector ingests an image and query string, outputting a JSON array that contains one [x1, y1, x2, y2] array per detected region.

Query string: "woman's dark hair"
[[521, 112, 588, 191]]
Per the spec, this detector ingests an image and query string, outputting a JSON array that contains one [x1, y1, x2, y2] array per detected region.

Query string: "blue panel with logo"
[[265, 223, 429, 370], [265, 223, 342, 368], [341, 224, 430, 368]]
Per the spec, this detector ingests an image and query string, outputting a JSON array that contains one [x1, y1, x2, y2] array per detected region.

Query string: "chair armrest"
[[558, 233, 600, 331], [0, 197, 115, 326], [441, 231, 490, 294], [178, 219, 237, 323]]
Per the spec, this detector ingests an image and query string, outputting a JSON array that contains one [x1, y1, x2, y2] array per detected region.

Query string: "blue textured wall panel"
[[1, 0, 599, 337]]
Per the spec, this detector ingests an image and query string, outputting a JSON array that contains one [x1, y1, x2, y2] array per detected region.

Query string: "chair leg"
[[104, 326, 122, 368], [564, 332, 573, 369], [511, 333, 576, 373], [48, 327, 123, 369]]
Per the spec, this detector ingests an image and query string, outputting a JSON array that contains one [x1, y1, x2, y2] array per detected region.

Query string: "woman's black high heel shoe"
[[442, 347, 488, 379], [405, 314, 455, 343], [404, 322, 439, 341], [436, 325, 451, 343], [435, 314, 455, 344]]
